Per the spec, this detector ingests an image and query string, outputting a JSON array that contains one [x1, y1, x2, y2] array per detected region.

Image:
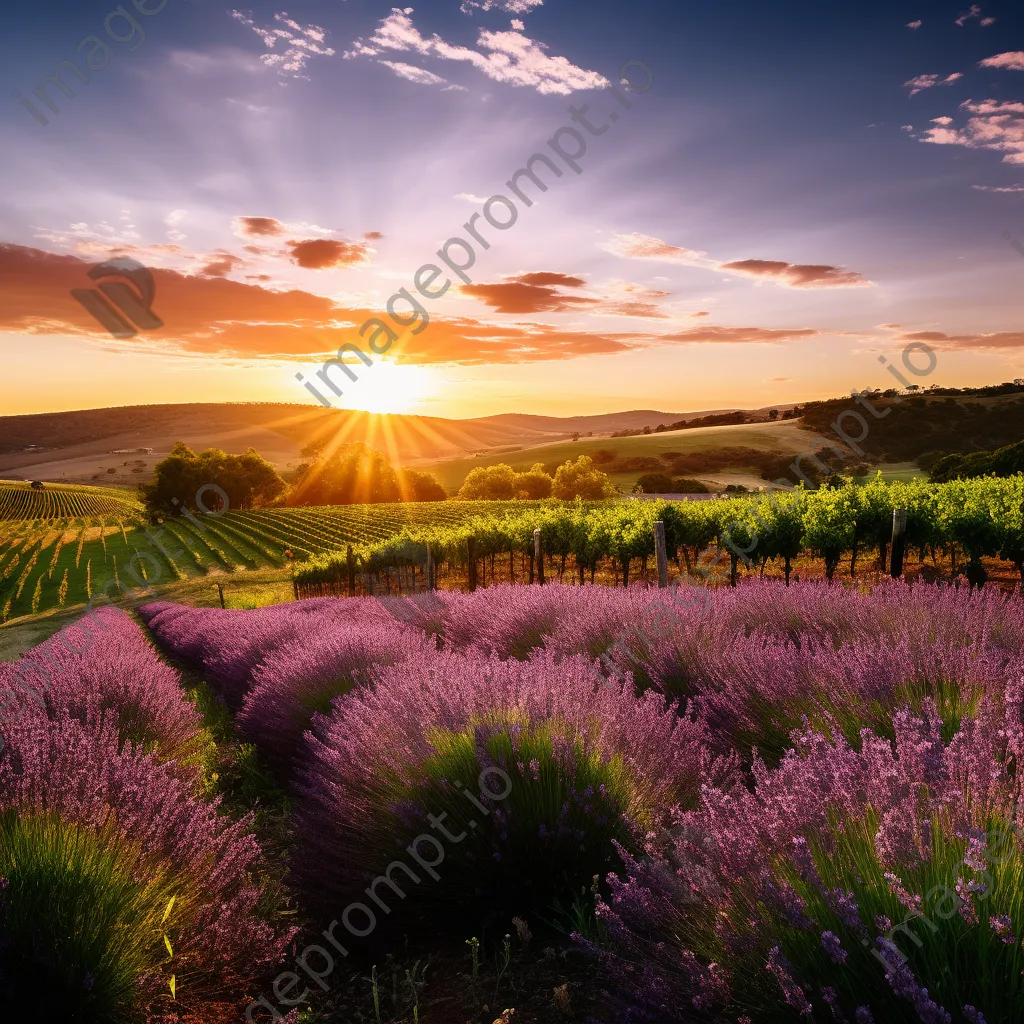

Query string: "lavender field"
[[3, 579, 1024, 1023]]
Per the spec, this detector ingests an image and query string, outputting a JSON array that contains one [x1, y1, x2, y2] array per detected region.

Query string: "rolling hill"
[[0, 401, 754, 484]]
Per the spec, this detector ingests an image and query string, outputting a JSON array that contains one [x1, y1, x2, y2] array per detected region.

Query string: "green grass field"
[[414, 419, 820, 491]]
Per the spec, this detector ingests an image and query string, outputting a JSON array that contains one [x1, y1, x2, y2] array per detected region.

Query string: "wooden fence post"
[[534, 529, 544, 585], [216, 582, 225, 609], [654, 520, 669, 589], [292, 576, 298, 601], [467, 537, 477, 592], [890, 508, 907, 579], [426, 542, 435, 591], [346, 545, 355, 597]]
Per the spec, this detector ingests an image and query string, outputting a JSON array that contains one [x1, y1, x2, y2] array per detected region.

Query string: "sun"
[[341, 361, 435, 415]]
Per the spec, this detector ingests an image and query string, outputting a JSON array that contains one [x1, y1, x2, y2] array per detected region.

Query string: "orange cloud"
[[602, 232, 872, 288], [286, 238, 372, 269], [461, 272, 596, 313], [661, 325, 820, 344], [235, 216, 287, 237], [898, 330, 1024, 349], [719, 259, 871, 288]]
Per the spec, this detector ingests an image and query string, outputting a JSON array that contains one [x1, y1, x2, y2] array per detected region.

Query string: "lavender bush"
[[0, 713, 295, 1017], [291, 648, 724, 920]]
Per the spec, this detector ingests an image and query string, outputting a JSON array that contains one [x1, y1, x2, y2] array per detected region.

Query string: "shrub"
[[0, 715, 294, 1015], [291, 649, 717, 923], [1, 607, 211, 775], [635, 473, 674, 494], [585, 700, 1024, 1022], [673, 478, 709, 493], [237, 619, 428, 775]]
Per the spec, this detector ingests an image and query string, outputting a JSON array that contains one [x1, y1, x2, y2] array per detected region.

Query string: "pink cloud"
[[601, 233, 872, 289], [920, 100, 1024, 164], [979, 52, 1024, 71], [230, 10, 335, 77], [905, 72, 963, 96], [345, 9, 607, 95]]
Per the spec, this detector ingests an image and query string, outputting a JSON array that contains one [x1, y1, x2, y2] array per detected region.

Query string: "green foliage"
[[552, 456, 614, 500], [0, 810, 177, 1021], [290, 441, 400, 506], [141, 443, 285, 517], [399, 468, 447, 502], [722, 811, 1024, 1021], [458, 463, 553, 500], [931, 439, 1024, 483]]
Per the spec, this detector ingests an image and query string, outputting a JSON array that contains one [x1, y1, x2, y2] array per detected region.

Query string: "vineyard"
[[0, 498, 554, 622], [4, 477, 1024, 623], [0, 481, 142, 520], [294, 475, 1024, 595]]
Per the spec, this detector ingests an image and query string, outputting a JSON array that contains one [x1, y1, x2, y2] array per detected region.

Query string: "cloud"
[[920, 100, 1024, 164], [461, 272, 597, 314], [0, 244, 849, 370], [955, 5, 982, 26], [511, 19, 525, 30], [454, 192, 492, 204], [514, 271, 586, 287], [230, 10, 335, 77], [601, 233, 872, 289], [460, 272, 675, 318], [199, 252, 246, 278], [980, 52, 1024, 71], [286, 238, 373, 269], [0, 242, 629, 365], [719, 259, 871, 288], [898, 329, 1024, 350], [769, 376, 792, 381], [235, 216, 287, 238], [599, 232, 711, 266], [905, 72, 963, 96], [163, 209, 187, 243], [461, 0, 544, 13], [660, 326, 820, 345], [345, 9, 608, 95], [692, 311, 710, 317], [971, 183, 1024, 192], [906, 20, 923, 29], [377, 60, 456, 87], [981, 17, 996, 25]]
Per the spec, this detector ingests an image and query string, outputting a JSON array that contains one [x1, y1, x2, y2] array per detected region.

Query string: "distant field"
[[415, 419, 822, 492], [0, 497, 553, 623], [0, 481, 142, 520]]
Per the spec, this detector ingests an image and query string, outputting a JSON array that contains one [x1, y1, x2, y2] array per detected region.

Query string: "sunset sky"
[[2, 0, 1023, 419]]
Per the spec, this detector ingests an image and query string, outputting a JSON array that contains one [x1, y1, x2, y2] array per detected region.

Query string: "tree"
[[635, 473, 674, 494], [289, 442, 400, 505], [768, 409, 779, 420], [552, 456, 613, 500], [142, 443, 286, 517], [399, 469, 447, 502], [514, 464, 553, 499], [571, 432, 581, 442], [458, 464, 518, 500]]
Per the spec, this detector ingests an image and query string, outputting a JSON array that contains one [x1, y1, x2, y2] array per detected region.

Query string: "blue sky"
[[1, 0, 1022, 417]]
